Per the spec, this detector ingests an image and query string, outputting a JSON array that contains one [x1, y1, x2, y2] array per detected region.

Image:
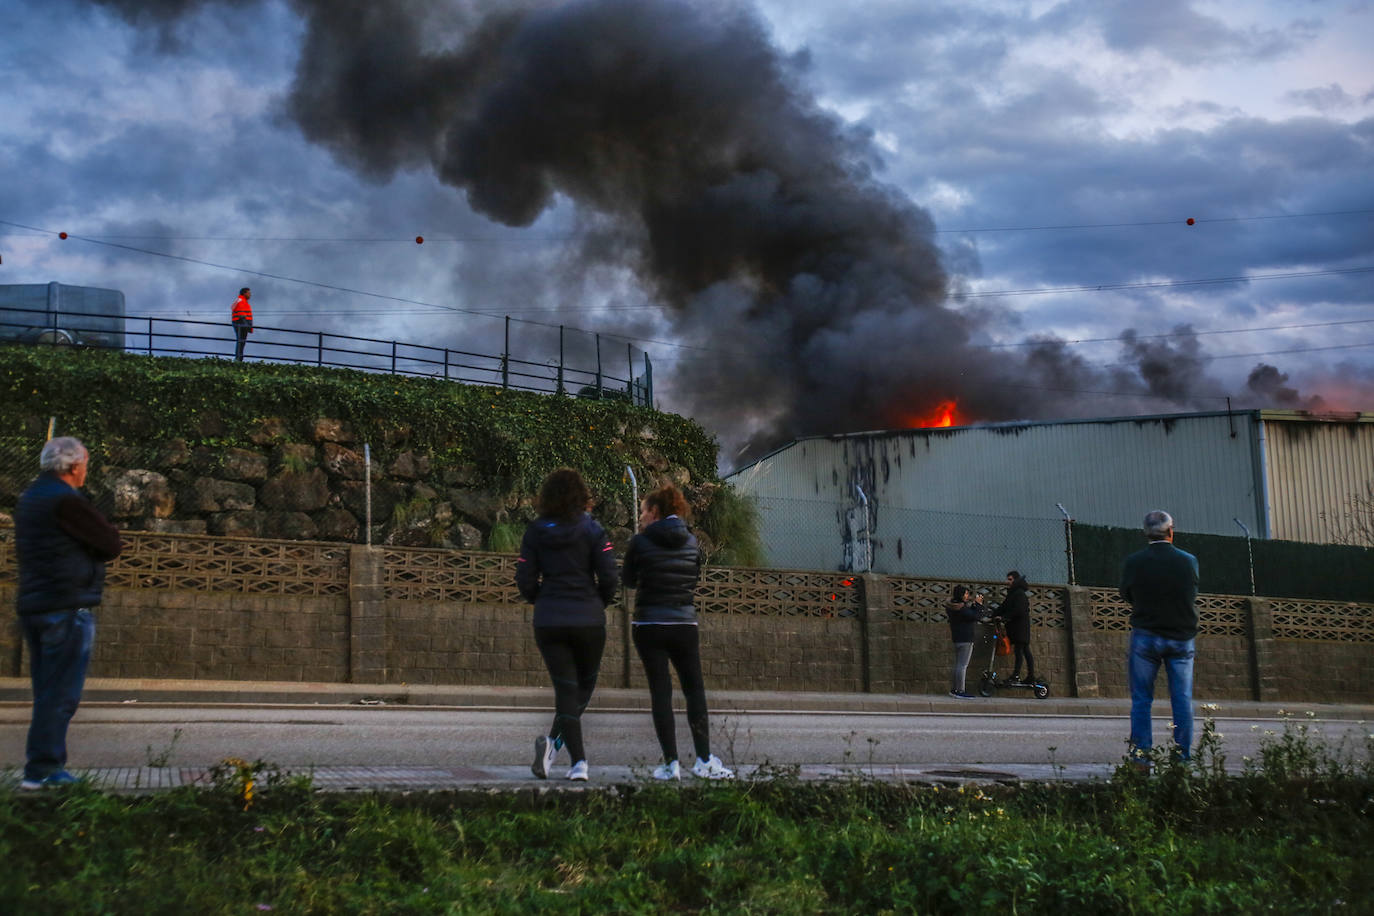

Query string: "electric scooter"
[[977, 618, 1049, 698]]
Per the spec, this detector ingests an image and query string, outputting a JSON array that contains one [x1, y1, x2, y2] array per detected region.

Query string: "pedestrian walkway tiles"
[[3, 762, 1121, 793]]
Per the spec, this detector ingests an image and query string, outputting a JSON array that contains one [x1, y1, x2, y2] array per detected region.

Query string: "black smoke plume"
[[90, 0, 1317, 460]]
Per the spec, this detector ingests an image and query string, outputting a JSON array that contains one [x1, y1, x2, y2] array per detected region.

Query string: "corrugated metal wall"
[[1261, 412, 1374, 544], [729, 412, 1268, 578]]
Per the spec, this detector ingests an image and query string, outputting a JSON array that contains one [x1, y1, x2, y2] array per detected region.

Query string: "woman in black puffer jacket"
[[516, 468, 618, 782], [622, 484, 733, 781]]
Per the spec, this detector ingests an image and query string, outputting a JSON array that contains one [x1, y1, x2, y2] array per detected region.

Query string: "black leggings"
[[534, 625, 606, 764], [632, 624, 711, 764], [1012, 641, 1035, 679]]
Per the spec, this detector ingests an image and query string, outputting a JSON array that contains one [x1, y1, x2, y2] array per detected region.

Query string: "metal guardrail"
[[0, 305, 652, 405]]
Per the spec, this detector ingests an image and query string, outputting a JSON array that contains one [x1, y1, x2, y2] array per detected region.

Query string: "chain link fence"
[[0, 427, 50, 522], [749, 494, 1072, 584]]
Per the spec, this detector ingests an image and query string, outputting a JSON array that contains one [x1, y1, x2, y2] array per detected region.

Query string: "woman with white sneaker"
[[517, 468, 619, 782], [622, 484, 733, 781]]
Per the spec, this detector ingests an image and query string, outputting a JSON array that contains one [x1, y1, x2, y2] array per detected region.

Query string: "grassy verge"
[[1, 720, 1371, 914]]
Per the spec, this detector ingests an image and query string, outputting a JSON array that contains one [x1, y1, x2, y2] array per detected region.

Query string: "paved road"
[[4, 679, 1367, 790], [2, 701, 1367, 790]]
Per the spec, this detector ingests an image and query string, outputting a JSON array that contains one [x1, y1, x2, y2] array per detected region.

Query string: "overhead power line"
[[936, 207, 1374, 234], [3, 216, 1371, 355], [5, 207, 1368, 241]]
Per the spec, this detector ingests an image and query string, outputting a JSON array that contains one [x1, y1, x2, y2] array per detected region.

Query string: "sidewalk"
[[4, 678, 1369, 794]]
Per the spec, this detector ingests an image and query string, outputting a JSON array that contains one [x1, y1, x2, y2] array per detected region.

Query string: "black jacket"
[[1120, 541, 1200, 640], [515, 513, 618, 627], [999, 581, 1031, 644], [16, 471, 121, 615], [946, 599, 981, 644], [622, 516, 702, 623]]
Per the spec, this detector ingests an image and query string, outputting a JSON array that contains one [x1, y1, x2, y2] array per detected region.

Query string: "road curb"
[[2, 678, 1370, 720]]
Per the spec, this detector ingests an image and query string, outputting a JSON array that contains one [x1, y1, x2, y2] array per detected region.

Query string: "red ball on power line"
[[1186, 218, 1195, 226], [59, 232, 68, 239], [415, 236, 424, 244]]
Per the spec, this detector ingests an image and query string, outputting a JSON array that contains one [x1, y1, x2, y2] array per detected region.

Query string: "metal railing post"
[[557, 325, 565, 395], [390, 340, 397, 375], [502, 316, 510, 389], [317, 331, 324, 366], [595, 333, 602, 396]]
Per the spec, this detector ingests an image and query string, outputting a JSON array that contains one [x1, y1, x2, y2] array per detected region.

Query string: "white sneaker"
[[653, 760, 681, 781], [531, 735, 557, 779], [567, 760, 589, 781], [691, 755, 734, 780]]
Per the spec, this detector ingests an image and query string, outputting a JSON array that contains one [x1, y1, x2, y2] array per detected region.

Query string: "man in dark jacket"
[[999, 571, 1035, 684], [15, 437, 122, 789], [1120, 509, 1199, 765]]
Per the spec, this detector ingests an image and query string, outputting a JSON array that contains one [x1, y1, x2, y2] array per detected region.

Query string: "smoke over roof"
[[90, 0, 1322, 459]]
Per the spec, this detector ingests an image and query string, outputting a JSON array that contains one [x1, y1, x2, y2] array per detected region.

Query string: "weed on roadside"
[[0, 717, 1370, 914]]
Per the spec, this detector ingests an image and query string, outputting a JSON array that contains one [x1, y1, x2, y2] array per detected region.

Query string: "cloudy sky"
[[2, 0, 1371, 465]]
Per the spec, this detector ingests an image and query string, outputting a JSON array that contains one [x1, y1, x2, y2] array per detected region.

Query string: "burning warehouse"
[[724, 409, 1374, 584]]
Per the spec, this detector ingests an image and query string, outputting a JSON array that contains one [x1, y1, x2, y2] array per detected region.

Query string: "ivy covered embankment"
[[0, 347, 721, 551]]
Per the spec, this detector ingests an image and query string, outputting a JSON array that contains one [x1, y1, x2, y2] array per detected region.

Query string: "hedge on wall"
[[1071, 522, 1374, 602], [0, 346, 719, 512]]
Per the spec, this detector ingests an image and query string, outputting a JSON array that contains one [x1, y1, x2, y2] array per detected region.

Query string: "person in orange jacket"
[[231, 287, 253, 362]]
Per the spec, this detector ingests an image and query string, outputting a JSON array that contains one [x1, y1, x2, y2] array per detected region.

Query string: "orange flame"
[[907, 399, 959, 429]]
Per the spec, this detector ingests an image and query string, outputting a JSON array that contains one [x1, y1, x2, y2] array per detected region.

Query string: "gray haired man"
[[1119, 509, 1199, 766], [14, 437, 121, 789]]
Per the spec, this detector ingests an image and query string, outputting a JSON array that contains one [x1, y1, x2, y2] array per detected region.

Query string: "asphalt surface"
[[3, 677, 1369, 793]]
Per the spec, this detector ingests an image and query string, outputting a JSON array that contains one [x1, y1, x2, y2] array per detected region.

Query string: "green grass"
[[2, 722, 1371, 914]]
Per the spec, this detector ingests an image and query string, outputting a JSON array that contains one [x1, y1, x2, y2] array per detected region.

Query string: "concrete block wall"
[[1270, 641, 1373, 703], [383, 600, 630, 690], [86, 590, 347, 682], [1, 531, 1370, 702], [694, 613, 864, 694]]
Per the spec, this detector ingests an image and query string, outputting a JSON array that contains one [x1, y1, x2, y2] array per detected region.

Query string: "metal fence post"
[[317, 331, 324, 366], [390, 340, 397, 375], [147, 316, 153, 355], [594, 333, 602, 396], [1057, 503, 1076, 585], [364, 443, 372, 547], [1234, 518, 1256, 595]]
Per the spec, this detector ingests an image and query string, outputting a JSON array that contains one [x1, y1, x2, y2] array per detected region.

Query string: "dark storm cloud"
[[52, 0, 1366, 459], [1284, 83, 1359, 113], [1040, 0, 1314, 64]]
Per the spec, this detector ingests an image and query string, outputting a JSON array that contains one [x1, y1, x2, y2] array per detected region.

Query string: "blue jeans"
[[1128, 628, 1195, 760], [21, 608, 95, 780]]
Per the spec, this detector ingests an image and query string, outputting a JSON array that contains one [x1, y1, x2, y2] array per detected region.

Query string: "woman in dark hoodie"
[[622, 484, 733, 780], [999, 570, 1036, 685], [516, 468, 618, 782], [945, 585, 982, 699]]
